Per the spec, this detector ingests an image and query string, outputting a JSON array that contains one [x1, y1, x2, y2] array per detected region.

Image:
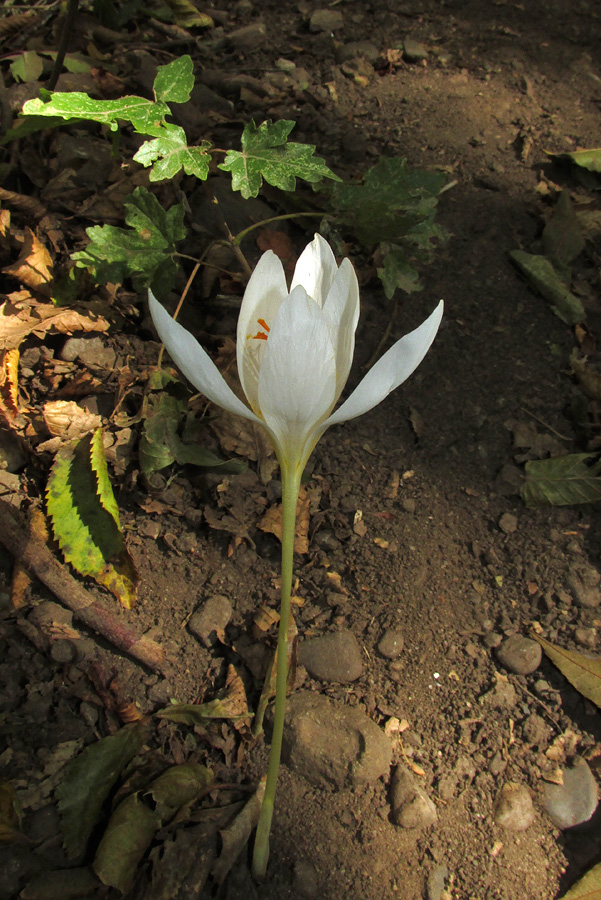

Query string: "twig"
[[0, 499, 168, 674], [520, 407, 571, 442], [46, 0, 79, 92]]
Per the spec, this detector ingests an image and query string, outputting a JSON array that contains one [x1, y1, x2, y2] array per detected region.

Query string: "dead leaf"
[[258, 485, 310, 553], [0, 299, 110, 350], [210, 410, 276, 483], [42, 400, 102, 438], [0, 350, 20, 422], [256, 229, 297, 275], [252, 605, 280, 636], [409, 406, 424, 438], [211, 779, 266, 887], [2, 228, 53, 293]]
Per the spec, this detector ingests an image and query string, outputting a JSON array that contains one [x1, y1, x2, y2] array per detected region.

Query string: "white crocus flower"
[[149, 234, 443, 478]]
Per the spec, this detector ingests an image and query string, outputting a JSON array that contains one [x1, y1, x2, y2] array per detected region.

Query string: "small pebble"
[[542, 759, 598, 829], [390, 767, 437, 829], [309, 9, 344, 32], [402, 38, 429, 62], [427, 864, 449, 900], [493, 782, 535, 831], [188, 594, 233, 647], [498, 512, 518, 534], [298, 629, 363, 682], [496, 634, 541, 675], [377, 629, 405, 659], [567, 563, 601, 608], [575, 627, 597, 649]]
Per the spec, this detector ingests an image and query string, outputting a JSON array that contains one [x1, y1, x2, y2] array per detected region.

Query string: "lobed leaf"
[[133, 125, 211, 181], [153, 55, 194, 104], [521, 453, 601, 507], [22, 94, 169, 134], [219, 119, 340, 199], [377, 243, 422, 299]]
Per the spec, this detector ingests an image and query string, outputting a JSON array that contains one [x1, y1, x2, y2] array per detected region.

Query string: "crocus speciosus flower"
[[149, 233, 443, 879], [149, 234, 443, 478]]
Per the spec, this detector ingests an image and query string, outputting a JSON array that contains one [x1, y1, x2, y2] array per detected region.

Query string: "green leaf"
[[56, 723, 146, 859], [547, 147, 601, 174], [219, 119, 340, 199], [46, 430, 139, 608], [558, 861, 601, 899], [10, 51, 44, 84], [329, 156, 449, 248], [93, 793, 160, 893], [542, 190, 585, 266], [162, 0, 214, 29], [521, 453, 601, 507], [146, 764, 213, 822], [532, 633, 601, 709], [509, 250, 586, 325], [139, 388, 246, 476], [1, 114, 67, 146], [22, 94, 169, 135], [153, 55, 194, 104], [155, 699, 250, 725], [133, 125, 211, 181], [377, 243, 422, 298], [72, 186, 185, 295]]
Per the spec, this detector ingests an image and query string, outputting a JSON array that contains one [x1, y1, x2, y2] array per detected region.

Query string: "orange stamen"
[[248, 318, 271, 342]]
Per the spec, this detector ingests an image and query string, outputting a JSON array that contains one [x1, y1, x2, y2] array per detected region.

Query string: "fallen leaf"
[[258, 485, 310, 553], [0, 299, 110, 350], [211, 779, 266, 887], [256, 229, 297, 275], [532, 632, 601, 707], [2, 228, 53, 293], [0, 349, 20, 422], [43, 400, 102, 439]]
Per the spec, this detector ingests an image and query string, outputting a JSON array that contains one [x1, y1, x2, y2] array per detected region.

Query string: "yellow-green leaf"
[[559, 861, 601, 899], [532, 633, 601, 708], [46, 430, 139, 608], [93, 793, 160, 893]]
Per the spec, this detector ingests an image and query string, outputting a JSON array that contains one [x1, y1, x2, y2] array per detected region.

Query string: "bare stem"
[[252, 464, 301, 879]]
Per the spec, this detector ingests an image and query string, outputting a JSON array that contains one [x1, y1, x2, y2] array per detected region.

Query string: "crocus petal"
[[258, 285, 337, 467], [290, 233, 339, 308], [236, 250, 288, 415], [324, 300, 444, 428], [149, 291, 260, 424], [321, 258, 360, 400]]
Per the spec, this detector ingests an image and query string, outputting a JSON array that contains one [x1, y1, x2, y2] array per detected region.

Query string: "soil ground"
[[2, 1, 601, 899]]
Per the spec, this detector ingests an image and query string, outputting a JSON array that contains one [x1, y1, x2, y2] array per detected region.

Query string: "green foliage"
[[56, 723, 147, 859], [329, 157, 449, 296], [133, 125, 211, 182], [72, 186, 186, 296], [547, 147, 601, 175], [155, 699, 249, 725], [145, 764, 213, 822], [218, 119, 341, 199], [23, 92, 170, 135], [509, 250, 585, 325], [139, 377, 246, 476], [93, 793, 160, 893], [152, 54, 194, 104], [521, 453, 601, 507], [46, 429, 139, 608]]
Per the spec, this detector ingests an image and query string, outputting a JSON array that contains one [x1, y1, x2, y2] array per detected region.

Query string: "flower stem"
[[252, 464, 301, 880]]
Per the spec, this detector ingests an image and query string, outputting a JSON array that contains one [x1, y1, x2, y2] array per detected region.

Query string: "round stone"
[[297, 629, 363, 682], [542, 759, 598, 829], [494, 782, 535, 831], [377, 629, 405, 659], [496, 634, 542, 675]]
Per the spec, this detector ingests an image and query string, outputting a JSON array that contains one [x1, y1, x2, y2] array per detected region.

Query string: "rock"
[[390, 766, 437, 829], [402, 38, 429, 62], [494, 782, 534, 831], [498, 512, 518, 534], [427, 865, 449, 900], [521, 713, 551, 748], [227, 23, 266, 53], [542, 759, 598, 829], [309, 9, 345, 33], [480, 678, 517, 709], [188, 594, 233, 647], [29, 601, 73, 629], [567, 562, 601, 608], [60, 336, 116, 369], [335, 41, 380, 64], [377, 628, 405, 659], [496, 634, 541, 675], [281, 692, 391, 790], [297, 629, 363, 682], [575, 627, 597, 649], [293, 859, 319, 899]]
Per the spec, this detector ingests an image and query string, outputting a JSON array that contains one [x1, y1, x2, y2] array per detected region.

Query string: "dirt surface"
[[2, 1, 601, 899]]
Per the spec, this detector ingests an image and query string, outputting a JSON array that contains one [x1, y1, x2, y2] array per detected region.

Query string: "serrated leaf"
[[93, 793, 160, 893], [548, 147, 601, 174], [47, 430, 139, 608], [90, 429, 120, 524], [532, 633, 601, 708], [509, 250, 585, 325], [329, 156, 449, 247], [559, 861, 601, 899], [521, 453, 601, 507], [146, 764, 213, 823], [218, 119, 340, 199], [377, 243, 422, 298], [72, 186, 185, 295], [153, 55, 194, 104], [56, 723, 146, 859], [133, 125, 211, 181], [22, 94, 169, 134]]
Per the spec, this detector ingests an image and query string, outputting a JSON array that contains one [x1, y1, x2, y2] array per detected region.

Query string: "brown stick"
[[0, 499, 168, 674]]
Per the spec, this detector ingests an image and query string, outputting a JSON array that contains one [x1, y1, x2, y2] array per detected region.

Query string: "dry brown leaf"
[[3, 228, 53, 293], [0, 300, 110, 350], [326, 571, 347, 593], [256, 229, 297, 275], [42, 400, 102, 439], [257, 485, 310, 553], [0, 349, 20, 422], [0, 10, 38, 39]]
